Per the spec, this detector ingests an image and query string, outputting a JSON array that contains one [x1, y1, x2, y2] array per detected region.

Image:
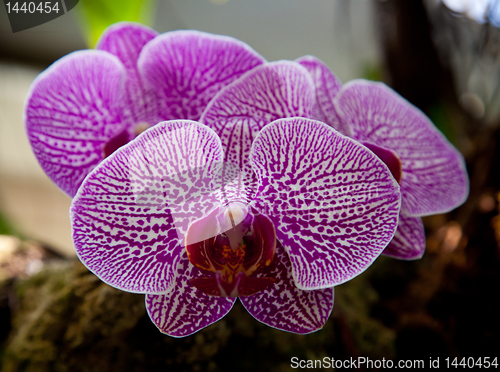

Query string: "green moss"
[[2, 258, 397, 371]]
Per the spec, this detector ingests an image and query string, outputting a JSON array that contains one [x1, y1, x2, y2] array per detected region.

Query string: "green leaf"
[[76, 0, 155, 47]]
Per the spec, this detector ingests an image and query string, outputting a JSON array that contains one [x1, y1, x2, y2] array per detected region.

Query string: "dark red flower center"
[[185, 203, 277, 297], [362, 141, 403, 184], [102, 128, 130, 159], [102, 123, 152, 159]]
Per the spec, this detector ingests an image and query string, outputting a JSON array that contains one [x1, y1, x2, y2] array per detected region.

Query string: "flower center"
[[102, 129, 130, 159], [185, 203, 277, 297], [102, 123, 152, 159]]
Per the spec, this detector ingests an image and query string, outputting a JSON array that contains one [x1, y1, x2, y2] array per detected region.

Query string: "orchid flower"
[[297, 56, 470, 260], [24, 23, 265, 197], [70, 60, 402, 336]]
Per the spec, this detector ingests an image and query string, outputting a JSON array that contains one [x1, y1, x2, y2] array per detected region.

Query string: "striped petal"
[[96, 22, 159, 127], [334, 80, 469, 216], [383, 213, 426, 260], [250, 117, 401, 290], [71, 121, 223, 294], [296, 55, 351, 136], [240, 242, 334, 334], [25, 50, 127, 197], [146, 251, 235, 337], [138, 30, 266, 124], [200, 61, 315, 202]]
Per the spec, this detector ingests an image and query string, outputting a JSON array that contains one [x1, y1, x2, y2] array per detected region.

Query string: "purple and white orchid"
[[69, 59, 401, 336], [70, 116, 400, 336], [24, 22, 265, 197], [297, 56, 469, 260], [24, 22, 468, 337]]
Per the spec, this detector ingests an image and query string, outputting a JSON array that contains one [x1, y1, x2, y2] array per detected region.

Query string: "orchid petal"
[[146, 251, 235, 338], [200, 61, 315, 201], [251, 117, 401, 290], [383, 213, 426, 260], [240, 242, 334, 334], [25, 50, 127, 197], [334, 80, 469, 216], [96, 22, 159, 127], [138, 30, 266, 124], [71, 120, 223, 294], [296, 55, 351, 136]]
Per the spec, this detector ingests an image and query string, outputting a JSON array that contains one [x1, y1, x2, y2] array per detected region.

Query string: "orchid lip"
[[185, 204, 277, 297]]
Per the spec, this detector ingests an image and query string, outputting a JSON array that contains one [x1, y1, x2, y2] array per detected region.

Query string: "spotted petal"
[[200, 61, 315, 202], [334, 80, 469, 216], [240, 242, 334, 334], [146, 251, 235, 337], [251, 117, 401, 290], [383, 213, 425, 260], [138, 30, 266, 123], [296, 55, 351, 136], [71, 120, 223, 294], [96, 22, 159, 127], [25, 51, 127, 197]]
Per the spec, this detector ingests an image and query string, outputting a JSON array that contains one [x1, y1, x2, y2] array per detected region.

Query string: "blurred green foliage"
[[362, 63, 384, 83], [0, 210, 15, 236], [77, 0, 155, 47]]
